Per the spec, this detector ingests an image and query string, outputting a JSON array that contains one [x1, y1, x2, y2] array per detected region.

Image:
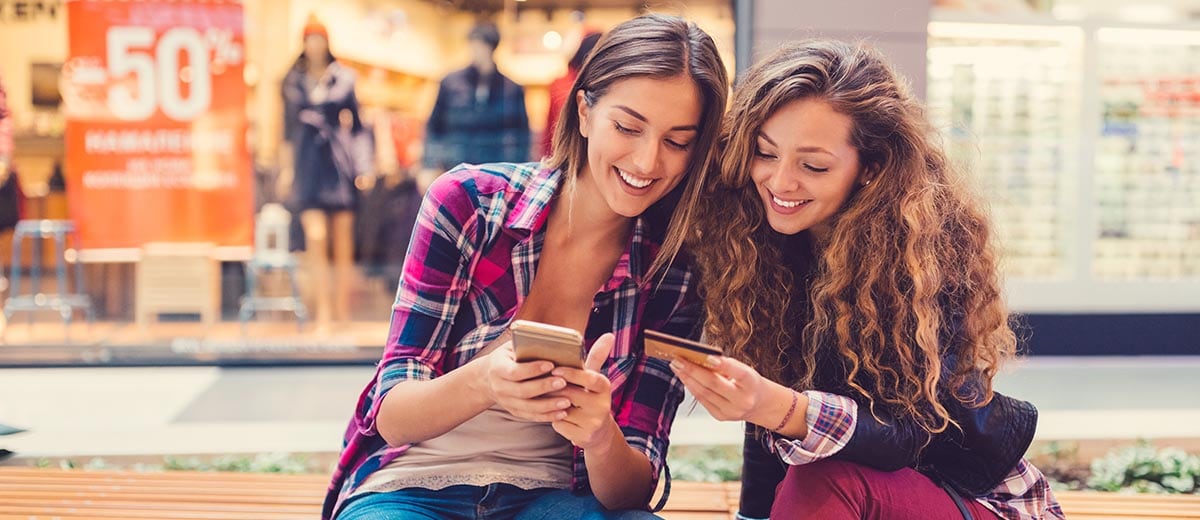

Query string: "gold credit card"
[[644, 329, 722, 366]]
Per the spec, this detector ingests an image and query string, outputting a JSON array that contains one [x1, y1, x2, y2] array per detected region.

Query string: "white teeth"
[[618, 169, 653, 189], [772, 194, 808, 208]]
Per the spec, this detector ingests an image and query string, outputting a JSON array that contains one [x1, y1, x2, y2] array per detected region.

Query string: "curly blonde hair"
[[693, 40, 1016, 435]]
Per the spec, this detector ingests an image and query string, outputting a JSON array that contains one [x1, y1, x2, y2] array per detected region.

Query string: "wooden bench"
[[0, 467, 1197, 519], [0, 468, 735, 520], [1057, 491, 1200, 519]]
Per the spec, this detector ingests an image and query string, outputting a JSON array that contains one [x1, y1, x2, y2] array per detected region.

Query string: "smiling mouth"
[[770, 192, 813, 208], [617, 168, 656, 189]]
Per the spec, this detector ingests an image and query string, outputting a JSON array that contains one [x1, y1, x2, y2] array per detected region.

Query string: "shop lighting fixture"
[[1051, 4, 1086, 21], [1097, 27, 1200, 46], [1116, 5, 1178, 24], [928, 21, 1082, 43], [543, 30, 562, 50]]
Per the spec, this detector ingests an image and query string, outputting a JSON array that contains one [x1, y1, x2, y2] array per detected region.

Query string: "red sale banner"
[[63, 0, 252, 249]]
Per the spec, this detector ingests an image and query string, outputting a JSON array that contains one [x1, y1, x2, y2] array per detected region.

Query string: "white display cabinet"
[[927, 12, 1200, 313], [1093, 28, 1200, 281]]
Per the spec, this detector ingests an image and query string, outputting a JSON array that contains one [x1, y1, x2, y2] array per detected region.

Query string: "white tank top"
[[353, 342, 574, 495]]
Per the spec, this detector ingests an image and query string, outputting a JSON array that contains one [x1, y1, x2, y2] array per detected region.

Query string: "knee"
[[767, 459, 874, 518], [306, 226, 328, 244]]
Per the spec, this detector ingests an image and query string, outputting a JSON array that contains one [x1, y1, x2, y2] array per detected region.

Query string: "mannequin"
[[419, 22, 530, 194], [277, 15, 363, 331]]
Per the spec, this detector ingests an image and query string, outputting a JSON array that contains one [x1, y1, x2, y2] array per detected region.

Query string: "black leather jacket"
[[738, 379, 1037, 518]]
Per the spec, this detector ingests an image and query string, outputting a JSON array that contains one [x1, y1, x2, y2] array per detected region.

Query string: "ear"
[[859, 165, 879, 187], [575, 89, 591, 138]]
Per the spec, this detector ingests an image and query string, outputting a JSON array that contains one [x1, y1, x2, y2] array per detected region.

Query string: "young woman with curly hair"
[[671, 40, 1064, 519]]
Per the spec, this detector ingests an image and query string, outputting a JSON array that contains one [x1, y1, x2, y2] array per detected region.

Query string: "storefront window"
[[928, 2, 1200, 314], [0, 0, 736, 366], [927, 22, 1084, 281]]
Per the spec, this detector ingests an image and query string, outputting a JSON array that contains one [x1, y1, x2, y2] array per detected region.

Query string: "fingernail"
[[551, 368, 565, 377], [704, 355, 721, 369], [670, 359, 684, 372], [552, 378, 566, 389], [543, 363, 555, 372], [556, 412, 568, 420], [559, 400, 571, 409]]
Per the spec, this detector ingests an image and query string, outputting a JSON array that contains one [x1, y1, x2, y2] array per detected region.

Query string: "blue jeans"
[[336, 485, 661, 520], [517, 490, 661, 520]]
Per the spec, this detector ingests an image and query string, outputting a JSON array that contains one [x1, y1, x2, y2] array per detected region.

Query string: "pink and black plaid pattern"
[[769, 391, 1065, 519], [323, 162, 700, 519]]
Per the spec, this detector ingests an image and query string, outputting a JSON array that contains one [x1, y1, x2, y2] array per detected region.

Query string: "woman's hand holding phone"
[[481, 342, 574, 423], [481, 323, 623, 450], [547, 333, 620, 451]]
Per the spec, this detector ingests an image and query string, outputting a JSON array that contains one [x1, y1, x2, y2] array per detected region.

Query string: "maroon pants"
[[769, 459, 1000, 519]]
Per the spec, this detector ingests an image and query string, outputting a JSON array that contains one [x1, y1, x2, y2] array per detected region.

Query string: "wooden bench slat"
[[0, 474, 328, 487], [1067, 512, 1200, 518], [0, 491, 320, 506], [1058, 491, 1200, 518], [0, 505, 310, 520], [1058, 492, 1200, 504], [0, 468, 329, 483], [0, 483, 325, 496], [0, 498, 316, 513]]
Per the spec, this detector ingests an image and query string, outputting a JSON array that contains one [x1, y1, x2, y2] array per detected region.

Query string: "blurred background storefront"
[[0, 0, 1195, 367]]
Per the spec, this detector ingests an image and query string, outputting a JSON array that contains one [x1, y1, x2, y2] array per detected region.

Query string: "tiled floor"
[[1, 356, 1198, 459]]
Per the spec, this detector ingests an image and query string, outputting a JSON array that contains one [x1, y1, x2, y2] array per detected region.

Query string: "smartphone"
[[644, 329, 722, 366], [510, 320, 585, 369]]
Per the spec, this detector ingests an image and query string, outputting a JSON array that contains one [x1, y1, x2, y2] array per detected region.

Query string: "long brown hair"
[[544, 13, 728, 282], [693, 40, 1015, 435]]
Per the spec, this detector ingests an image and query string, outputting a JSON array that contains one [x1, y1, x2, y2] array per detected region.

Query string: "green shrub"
[[162, 453, 311, 474], [667, 445, 742, 483], [1087, 441, 1200, 494]]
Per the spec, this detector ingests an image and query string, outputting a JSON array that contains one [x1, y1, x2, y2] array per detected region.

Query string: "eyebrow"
[[614, 105, 699, 132], [758, 132, 835, 156]]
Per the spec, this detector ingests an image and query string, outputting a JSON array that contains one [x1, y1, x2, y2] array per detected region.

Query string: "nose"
[[629, 138, 660, 176], [765, 162, 800, 195]]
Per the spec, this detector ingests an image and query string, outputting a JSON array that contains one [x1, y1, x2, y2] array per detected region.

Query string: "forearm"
[[583, 419, 655, 510], [747, 380, 810, 439], [375, 358, 494, 446]]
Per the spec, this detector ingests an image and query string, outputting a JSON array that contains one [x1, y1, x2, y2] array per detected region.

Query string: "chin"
[[766, 217, 805, 236], [613, 203, 648, 219], [604, 191, 655, 218]]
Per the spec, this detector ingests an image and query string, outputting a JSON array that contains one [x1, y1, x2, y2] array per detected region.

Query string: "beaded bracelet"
[[773, 390, 799, 432]]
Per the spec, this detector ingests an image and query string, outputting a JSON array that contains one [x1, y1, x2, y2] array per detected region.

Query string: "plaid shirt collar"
[[505, 165, 648, 289], [504, 164, 558, 232]]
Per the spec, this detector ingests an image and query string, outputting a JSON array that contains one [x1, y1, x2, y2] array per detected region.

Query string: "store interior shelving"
[[927, 11, 1200, 313]]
